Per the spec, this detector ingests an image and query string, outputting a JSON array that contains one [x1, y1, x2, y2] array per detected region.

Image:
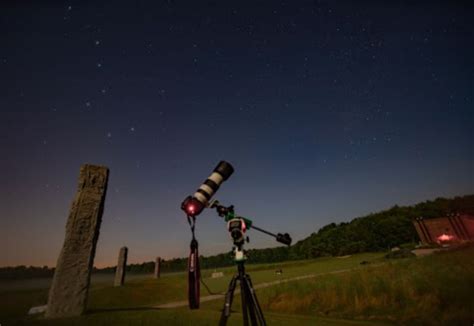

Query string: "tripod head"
[[209, 200, 292, 248]]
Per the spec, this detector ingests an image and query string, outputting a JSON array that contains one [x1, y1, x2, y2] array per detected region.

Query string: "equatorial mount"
[[209, 200, 292, 247]]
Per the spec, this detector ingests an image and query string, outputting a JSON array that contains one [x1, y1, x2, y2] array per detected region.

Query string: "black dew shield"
[[188, 239, 200, 309]]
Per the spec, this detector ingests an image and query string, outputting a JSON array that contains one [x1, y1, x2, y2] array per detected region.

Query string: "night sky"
[[1, 1, 473, 268]]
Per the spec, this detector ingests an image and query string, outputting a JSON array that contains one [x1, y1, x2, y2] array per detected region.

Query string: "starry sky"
[[1, 1, 473, 268]]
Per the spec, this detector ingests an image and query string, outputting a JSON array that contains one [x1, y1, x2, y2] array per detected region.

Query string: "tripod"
[[219, 249, 266, 326], [207, 200, 290, 326]]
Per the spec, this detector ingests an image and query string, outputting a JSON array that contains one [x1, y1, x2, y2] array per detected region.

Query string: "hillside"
[[290, 194, 474, 259]]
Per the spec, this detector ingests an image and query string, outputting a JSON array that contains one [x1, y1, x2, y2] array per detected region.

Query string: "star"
[[130, 127, 135, 132]]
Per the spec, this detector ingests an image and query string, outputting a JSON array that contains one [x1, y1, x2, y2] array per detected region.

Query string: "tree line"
[[2, 194, 472, 279]]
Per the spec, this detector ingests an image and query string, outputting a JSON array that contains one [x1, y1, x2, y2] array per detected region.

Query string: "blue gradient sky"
[[1, 1, 472, 267]]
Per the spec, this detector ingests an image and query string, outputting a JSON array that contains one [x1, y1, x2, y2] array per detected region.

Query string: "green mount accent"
[[241, 217, 253, 229], [223, 212, 253, 229], [223, 211, 235, 222]]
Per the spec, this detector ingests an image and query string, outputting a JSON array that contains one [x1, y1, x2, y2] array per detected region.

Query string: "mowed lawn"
[[3, 248, 473, 325], [1, 253, 385, 325]]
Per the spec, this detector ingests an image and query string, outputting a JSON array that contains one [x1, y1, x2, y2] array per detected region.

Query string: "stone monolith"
[[154, 257, 161, 278], [114, 246, 128, 286], [46, 164, 109, 318]]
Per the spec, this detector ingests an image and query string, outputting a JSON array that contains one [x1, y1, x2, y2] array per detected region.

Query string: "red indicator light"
[[181, 197, 204, 217]]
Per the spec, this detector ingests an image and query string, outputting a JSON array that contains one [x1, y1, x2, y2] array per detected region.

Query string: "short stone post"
[[46, 164, 109, 318], [154, 257, 161, 278], [114, 246, 128, 286]]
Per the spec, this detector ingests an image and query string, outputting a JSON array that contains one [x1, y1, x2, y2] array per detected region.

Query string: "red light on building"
[[437, 233, 454, 243]]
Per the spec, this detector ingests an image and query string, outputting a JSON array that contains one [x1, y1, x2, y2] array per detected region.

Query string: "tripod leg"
[[243, 274, 267, 326], [219, 275, 238, 326], [242, 277, 258, 325], [239, 273, 250, 326]]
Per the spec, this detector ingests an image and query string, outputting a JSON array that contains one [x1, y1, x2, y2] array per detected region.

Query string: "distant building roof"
[[413, 213, 474, 244]]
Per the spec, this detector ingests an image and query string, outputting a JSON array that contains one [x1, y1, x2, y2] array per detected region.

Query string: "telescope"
[[181, 161, 234, 217], [181, 161, 292, 325]]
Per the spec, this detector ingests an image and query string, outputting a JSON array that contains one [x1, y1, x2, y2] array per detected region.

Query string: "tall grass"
[[260, 245, 474, 325]]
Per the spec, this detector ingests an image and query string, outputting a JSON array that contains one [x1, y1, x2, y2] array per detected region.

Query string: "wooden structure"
[[413, 213, 474, 245]]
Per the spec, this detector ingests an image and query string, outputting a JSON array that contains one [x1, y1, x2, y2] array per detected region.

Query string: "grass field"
[[1, 248, 472, 325], [258, 246, 474, 325]]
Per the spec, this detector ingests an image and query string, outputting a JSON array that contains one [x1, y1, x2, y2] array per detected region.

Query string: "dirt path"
[[154, 267, 354, 309], [411, 248, 441, 256]]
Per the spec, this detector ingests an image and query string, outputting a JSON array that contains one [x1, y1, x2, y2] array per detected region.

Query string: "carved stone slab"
[[46, 164, 109, 318]]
